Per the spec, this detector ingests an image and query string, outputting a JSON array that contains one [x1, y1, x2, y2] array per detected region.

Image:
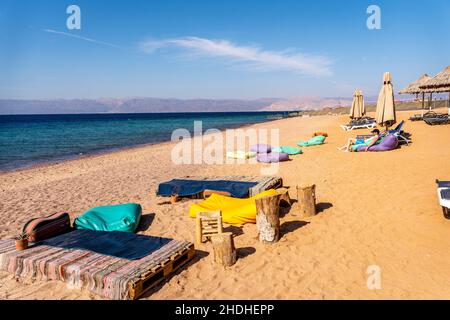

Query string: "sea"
[[0, 112, 289, 172]]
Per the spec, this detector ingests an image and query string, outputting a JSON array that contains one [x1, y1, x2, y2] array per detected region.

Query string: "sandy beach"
[[1, 108, 450, 300]]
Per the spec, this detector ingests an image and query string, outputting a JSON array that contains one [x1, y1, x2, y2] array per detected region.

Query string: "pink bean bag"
[[250, 144, 272, 153], [256, 152, 289, 163]]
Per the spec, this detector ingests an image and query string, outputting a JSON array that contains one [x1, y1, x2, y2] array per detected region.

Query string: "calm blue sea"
[[0, 112, 287, 172]]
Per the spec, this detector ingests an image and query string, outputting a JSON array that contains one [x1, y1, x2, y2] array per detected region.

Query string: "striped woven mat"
[[0, 230, 193, 300]]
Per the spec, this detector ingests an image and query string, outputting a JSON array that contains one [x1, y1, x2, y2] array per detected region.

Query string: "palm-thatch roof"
[[399, 74, 431, 94], [419, 65, 450, 93]]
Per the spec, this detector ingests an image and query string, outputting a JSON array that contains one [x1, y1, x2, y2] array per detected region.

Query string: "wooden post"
[[421, 92, 425, 117], [255, 194, 281, 243], [211, 232, 236, 267], [296, 184, 316, 217]]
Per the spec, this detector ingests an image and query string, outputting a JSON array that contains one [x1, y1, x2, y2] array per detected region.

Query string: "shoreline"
[[0, 115, 290, 175]]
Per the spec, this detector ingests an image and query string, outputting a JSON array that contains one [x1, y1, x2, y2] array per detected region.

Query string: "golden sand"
[[1, 108, 449, 299]]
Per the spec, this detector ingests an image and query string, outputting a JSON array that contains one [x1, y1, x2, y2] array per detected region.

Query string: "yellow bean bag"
[[189, 189, 278, 225]]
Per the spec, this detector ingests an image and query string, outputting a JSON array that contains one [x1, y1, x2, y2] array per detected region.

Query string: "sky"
[[0, 0, 449, 100]]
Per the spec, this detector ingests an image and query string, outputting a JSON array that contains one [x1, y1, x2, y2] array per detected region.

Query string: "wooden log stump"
[[276, 188, 291, 208], [255, 194, 281, 243], [296, 184, 316, 217], [211, 232, 236, 267]]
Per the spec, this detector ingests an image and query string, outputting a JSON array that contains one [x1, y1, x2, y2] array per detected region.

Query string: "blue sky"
[[0, 0, 449, 100]]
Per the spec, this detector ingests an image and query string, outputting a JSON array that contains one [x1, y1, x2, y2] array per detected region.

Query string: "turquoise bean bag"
[[74, 203, 142, 233], [272, 146, 302, 155], [297, 135, 326, 147]]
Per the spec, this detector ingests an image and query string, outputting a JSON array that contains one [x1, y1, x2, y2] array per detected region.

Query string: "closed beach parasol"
[[349, 90, 365, 119], [376, 72, 396, 129]]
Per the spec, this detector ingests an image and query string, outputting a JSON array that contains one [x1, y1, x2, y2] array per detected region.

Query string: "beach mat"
[[37, 229, 170, 260], [0, 230, 194, 300], [157, 175, 282, 198]]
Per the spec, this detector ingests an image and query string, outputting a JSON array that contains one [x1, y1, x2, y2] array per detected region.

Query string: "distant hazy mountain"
[[0, 96, 376, 115]]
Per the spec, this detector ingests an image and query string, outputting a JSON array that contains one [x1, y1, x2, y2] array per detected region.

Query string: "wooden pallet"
[[128, 243, 195, 299]]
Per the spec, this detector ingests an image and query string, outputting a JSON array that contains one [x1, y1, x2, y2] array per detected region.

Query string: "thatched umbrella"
[[399, 74, 431, 115], [376, 72, 396, 130], [419, 66, 450, 113], [349, 90, 365, 119]]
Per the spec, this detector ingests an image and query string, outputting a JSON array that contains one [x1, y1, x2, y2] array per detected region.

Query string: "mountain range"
[[0, 96, 381, 115]]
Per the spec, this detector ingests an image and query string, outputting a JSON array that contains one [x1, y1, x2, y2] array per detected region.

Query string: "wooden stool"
[[196, 211, 223, 244], [296, 184, 316, 217], [211, 232, 236, 267], [275, 188, 291, 207], [256, 194, 282, 243]]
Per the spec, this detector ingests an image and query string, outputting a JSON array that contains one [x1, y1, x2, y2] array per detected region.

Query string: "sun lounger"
[[157, 175, 283, 199], [424, 116, 450, 125], [340, 117, 376, 131], [436, 180, 450, 218], [388, 120, 411, 145], [409, 111, 448, 122], [0, 230, 195, 299]]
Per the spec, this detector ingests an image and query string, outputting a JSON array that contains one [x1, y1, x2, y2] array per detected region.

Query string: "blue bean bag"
[[257, 152, 289, 163], [297, 135, 326, 147], [74, 203, 142, 233], [272, 146, 302, 155]]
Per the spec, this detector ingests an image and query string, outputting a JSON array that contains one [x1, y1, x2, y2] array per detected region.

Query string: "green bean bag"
[[74, 203, 142, 233], [297, 135, 326, 147], [272, 146, 302, 155]]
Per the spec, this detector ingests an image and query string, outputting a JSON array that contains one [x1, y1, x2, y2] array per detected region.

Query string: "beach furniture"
[[211, 232, 236, 267], [409, 111, 448, 122], [0, 229, 195, 299], [157, 176, 283, 199], [257, 152, 289, 163], [356, 121, 411, 146], [340, 117, 376, 131], [226, 150, 257, 159], [388, 120, 411, 145], [297, 135, 326, 147], [189, 189, 278, 225], [250, 144, 272, 153], [256, 193, 282, 243], [196, 211, 223, 244], [424, 115, 450, 125], [356, 135, 398, 152], [74, 203, 142, 233], [436, 180, 450, 218], [296, 184, 317, 217], [271, 146, 302, 155]]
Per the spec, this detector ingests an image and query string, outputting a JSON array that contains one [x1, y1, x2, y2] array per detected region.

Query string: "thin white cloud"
[[140, 36, 333, 76], [43, 29, 120, 49]]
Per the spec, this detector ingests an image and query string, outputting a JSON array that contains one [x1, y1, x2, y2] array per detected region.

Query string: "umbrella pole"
[[421, 92, 425, 117]]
